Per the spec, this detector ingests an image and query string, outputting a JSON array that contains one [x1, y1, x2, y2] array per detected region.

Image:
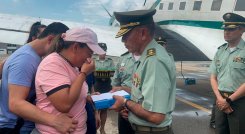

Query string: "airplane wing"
[[0, 13, 127, 57]]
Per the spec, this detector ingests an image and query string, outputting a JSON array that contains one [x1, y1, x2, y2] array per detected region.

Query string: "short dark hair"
[[38, 22, 69, 39], [26, 22, 47, 43]]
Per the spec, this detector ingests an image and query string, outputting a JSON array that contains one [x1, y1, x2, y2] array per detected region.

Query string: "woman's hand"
[[80, 58, 95, 75]]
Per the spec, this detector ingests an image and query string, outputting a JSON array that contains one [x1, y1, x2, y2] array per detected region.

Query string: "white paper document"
[[91, 90, 129, 102]]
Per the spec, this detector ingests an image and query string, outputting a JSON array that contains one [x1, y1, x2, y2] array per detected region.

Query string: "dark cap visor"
[[115, 28, 132, 38]]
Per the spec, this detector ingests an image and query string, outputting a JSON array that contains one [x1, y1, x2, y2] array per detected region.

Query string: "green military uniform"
[[155, 36, 175, 62], [112, 52, 136, 134], [114, 9, 175, 133], [209, 40, 245, 134], [112, 52, 136, 87], [129, 40, 176, 128], [209, 40, 245, 92], [209, 12, 245, 134], [94, 57, 115, 93]]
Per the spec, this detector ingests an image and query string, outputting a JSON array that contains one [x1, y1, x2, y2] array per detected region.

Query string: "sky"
[[0, 0, 146, 26]]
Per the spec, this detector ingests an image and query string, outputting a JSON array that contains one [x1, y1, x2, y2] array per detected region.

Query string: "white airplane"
[[0, 13, 127, 57], [111, 0, 245, 60]]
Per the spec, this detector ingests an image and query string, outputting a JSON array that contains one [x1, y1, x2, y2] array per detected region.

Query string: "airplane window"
[[179, 2, 186, 10], [234, 0, 245, 11], [211, 0, 223, 11], [168, 2, 174, 10], [193, 1, 202, 11], [159, 3, 164, 10]]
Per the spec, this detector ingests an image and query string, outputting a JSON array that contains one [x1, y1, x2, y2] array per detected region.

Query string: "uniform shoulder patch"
[[218, 43, 227, 49], [121, 51, 129, 56], [147, 48, 156, 57]]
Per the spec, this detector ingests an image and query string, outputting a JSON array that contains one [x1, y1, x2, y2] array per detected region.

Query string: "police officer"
[[94, 43, 115, 134], [209, 13, 245, 134], [111, 51, 140, 134], [155, 36, 174, 62], [111, 9, 176, 134], [155, 36, 167, 47]]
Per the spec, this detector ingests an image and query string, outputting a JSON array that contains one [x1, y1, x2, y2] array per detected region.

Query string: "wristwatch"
[[123, 98, 130, 109], [226, 98, 232, 105]]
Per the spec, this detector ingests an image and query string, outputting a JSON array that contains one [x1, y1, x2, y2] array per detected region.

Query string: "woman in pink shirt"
[[35, 27, 105, 134]]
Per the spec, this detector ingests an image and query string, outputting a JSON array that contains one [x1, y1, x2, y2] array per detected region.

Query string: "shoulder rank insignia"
[[218, 43, 227, 49], [147, 48, 156, 57]]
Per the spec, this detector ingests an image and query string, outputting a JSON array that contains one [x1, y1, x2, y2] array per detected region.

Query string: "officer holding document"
[[110, 9, 176, 134], [111, 51, 139, 134]]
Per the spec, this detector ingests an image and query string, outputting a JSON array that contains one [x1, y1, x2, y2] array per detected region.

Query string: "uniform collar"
[[226, 39, 245, 50], [236, 39, 245, 50], [127, 53, 134, 59]]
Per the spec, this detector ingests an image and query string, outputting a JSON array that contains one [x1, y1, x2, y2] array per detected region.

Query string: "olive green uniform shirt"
[[111, 52, 136, 88], [95, 57, 115, 71], [209, 39, 245, 92], [94, 57, 115, 93], [128, 40, 176, 127]]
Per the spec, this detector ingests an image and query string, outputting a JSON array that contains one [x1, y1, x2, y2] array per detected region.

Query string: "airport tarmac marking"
[[176, 96, 211, 114]]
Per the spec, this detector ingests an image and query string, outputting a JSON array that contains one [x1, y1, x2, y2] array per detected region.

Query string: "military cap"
[[98, 43, 107, 51], [114, 9, 156, 38], [222, 13, 245, 29], [155, 36, 167, 46]]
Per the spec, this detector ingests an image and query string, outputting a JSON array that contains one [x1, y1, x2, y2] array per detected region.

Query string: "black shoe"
[[209, 124, 215, 129]]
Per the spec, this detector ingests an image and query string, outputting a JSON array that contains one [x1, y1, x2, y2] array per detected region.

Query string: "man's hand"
[[222, 106, 234, 114], [216, 97, 229, 111], [52, 113, 78, 134], [120, 108, 129, 119], [110, 95, 125, 112]]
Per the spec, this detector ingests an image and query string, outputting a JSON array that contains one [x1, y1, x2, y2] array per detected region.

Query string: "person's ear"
[[32, 36, 36, 41], [47, 35, 55, 45], [72, 43, 80, 53], [141, 28, 147, 41]]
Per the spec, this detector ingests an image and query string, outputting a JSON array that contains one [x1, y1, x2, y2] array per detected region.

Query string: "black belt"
[[131, 124, 170, 132], [220, 91, 234, 98]]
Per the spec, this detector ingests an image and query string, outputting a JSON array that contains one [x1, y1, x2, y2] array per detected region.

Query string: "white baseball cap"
[[62, 27, 105, 55]]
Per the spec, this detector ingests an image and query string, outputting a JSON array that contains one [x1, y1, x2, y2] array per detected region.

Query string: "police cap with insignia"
[[155, 36, 167, 46], [114, 9, 156, 38], [98, 43, 107, 51], [222, 13, 245, 29]]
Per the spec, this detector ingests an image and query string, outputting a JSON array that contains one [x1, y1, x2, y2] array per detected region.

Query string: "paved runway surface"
[[101, 61, 215, 134]]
